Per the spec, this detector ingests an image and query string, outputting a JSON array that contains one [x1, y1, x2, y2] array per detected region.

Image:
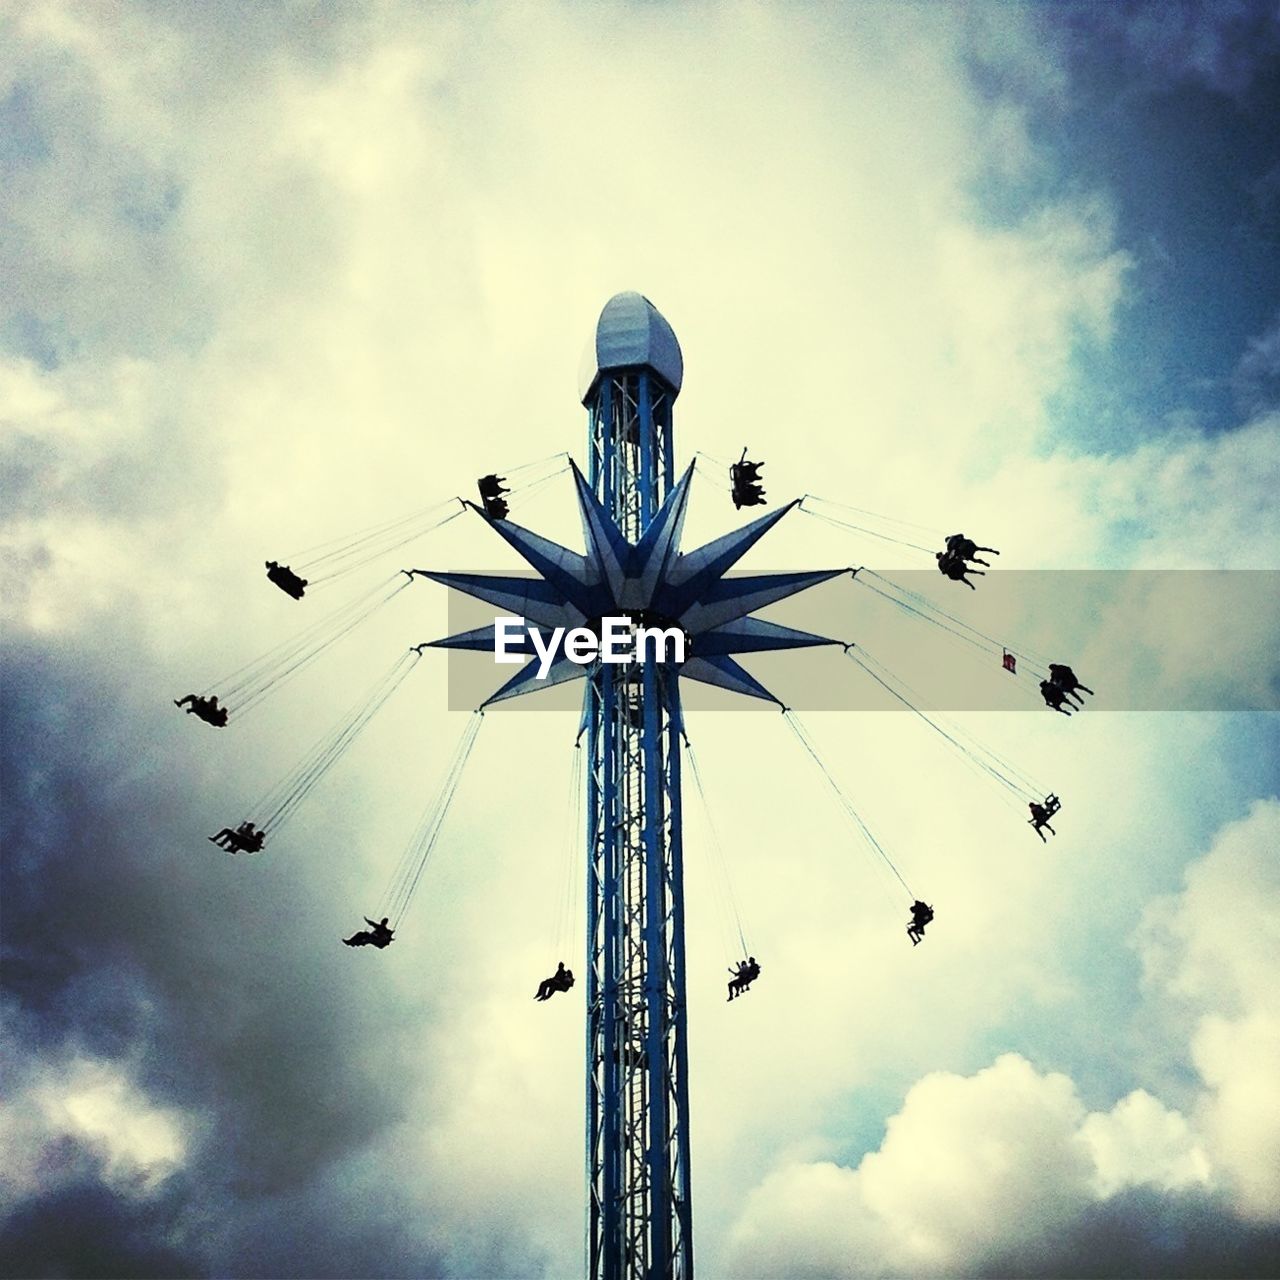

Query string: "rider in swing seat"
[[535, 961, 575, 1001], [907, 900, 935, 945], [343, 916, 395, 948]]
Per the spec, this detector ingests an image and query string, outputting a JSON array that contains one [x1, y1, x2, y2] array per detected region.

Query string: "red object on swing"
[[1002, 651, 1017, 674]]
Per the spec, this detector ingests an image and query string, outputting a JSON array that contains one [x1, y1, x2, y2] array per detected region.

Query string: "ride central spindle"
[[580, 294, 693, 1280]]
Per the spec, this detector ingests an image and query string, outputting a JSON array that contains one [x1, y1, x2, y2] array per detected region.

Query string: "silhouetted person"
[[1048, 663, 1094, 706], [1039, 680, 1073, 715], [1029, 802, 1057, 842], [907, 900, 935, 945], [476, 475, 511, 519], [265, 560, 307, 600], [731, 449, 767, 509], [936, 551, 984, 589], [209, 821, 264, 853], [944, 534, 999, 566], [727, 956, 760, 1000], [343, 916, 394, 948], [535, 961, 575, 1001], [174, 694, 229, 727]]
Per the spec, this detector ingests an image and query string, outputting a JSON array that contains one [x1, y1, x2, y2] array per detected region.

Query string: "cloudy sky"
[[2, 2, 1279, 1277]]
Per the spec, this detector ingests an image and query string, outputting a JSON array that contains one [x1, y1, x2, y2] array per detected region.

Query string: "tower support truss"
[[425, 295, 840, 1276], [586, 365, 693, 1280]]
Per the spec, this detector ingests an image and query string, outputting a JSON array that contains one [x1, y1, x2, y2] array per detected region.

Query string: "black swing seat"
[[267, 563, 307, 599]]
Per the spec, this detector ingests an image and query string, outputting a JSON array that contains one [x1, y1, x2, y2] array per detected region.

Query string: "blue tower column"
[[424, 296, 844, 1280], [580, 294, 692, 1280], [424, 293, 842, 1278]]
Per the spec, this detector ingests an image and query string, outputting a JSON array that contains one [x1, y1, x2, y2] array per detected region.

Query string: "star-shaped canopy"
[[412, 461, 844, 708]]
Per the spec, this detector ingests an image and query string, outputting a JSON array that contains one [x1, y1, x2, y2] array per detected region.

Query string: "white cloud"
[[1191, 1012, 1280, 1222], [725, 1053, 1216, 1277], [855, 1055, 1092, 1268], [732, 1054, 1090, 1274], [931, 202, 1129, 439], [1080, 1088, 1211, 1198], [950, 411, 1280, 572], [44, 1065, 187, 1189], [1139, 798, 1280, 1222], [0, 0, 1138, 634], [726, 801, 1279, 1272], [0, 1056, 194, 1204]]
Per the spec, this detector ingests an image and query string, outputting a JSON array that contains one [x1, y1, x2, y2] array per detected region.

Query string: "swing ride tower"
[[579, 294, 692, 1280], [419, 293, 843, 1279]]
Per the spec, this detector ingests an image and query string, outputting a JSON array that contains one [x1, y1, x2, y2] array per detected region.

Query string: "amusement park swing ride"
[[174, 292, 1092, 1280]]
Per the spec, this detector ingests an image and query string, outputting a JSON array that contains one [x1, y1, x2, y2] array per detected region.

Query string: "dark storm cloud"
[[978, 1186, 1280, 1280], [1057, 1, 1280, 97], [972, 2, 1280, 440], [0, 625, 452, 1276], [968, 2, 1280, 549], [0, 1155, 433, 1280], [0, 637, 392, 1180], [0, 1160, 205, 1280], [1234, 311, 1280, 415], [1247, 162, 1280, 244]]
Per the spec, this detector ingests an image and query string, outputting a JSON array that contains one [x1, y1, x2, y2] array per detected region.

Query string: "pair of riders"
[[535, 961, 575, 1001], [1040, 663, 1095, 714], [209, 821, 265, 854], [174, 693, 228, 727], [477, 474, 510, 521], [727, 956, 761, 1000], [1029, 794, 1062, 842], [730, 450, 766, 509], [935, 533, 999, 589], [265, 561, 307, 600], [343, 916, 394, 948], [907, 900, 935, 945]]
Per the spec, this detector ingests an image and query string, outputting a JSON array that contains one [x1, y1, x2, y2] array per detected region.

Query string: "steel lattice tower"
[[581, 296, 692, 1280], [423, 292, 842, 1280]]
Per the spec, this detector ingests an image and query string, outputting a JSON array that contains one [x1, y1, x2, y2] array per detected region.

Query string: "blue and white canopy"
[[415, 461, 844, 708]]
